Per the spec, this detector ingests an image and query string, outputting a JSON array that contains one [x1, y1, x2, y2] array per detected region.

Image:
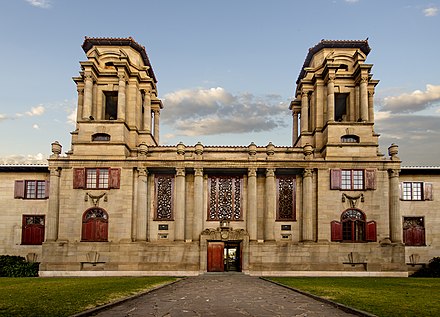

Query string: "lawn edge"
[[261, 277, 377, 317], [70, 277, 185, 317]]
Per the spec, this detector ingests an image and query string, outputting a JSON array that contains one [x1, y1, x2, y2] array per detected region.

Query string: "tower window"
[[335, 93, 348, 121], [104, 91, 118, 120]]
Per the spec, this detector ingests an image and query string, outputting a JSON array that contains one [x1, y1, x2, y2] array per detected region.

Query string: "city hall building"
[[1, 38, 438, 276]]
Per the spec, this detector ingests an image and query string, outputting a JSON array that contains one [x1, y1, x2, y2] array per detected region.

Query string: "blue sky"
[[0, 0, 439, 165]]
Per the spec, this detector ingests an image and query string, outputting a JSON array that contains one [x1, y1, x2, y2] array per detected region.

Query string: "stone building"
[[1, 37, 438, 276]]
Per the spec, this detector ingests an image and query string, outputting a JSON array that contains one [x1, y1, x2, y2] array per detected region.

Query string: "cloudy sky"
[[0, 0, 439, 166]]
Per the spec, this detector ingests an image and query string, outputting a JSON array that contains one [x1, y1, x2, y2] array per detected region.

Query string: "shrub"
[[0, 255, 39, 277], [411, 257, 440, 277]]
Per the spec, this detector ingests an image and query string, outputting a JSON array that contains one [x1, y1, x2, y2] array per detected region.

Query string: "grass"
[[268, 277, 440, 317], [0, 276, 178, 317]]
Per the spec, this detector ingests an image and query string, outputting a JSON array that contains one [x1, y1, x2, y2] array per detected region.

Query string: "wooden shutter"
[[14, 180, 25, 198], [423, 183, 433, 201], [404, 226, 425, 246], [73, 168, 85, 189], [81, 221, 94, 241], [330, 169, 342, 190], [109, 168, 120, 189], [96, 220, 108, 241], [365, 169, 377, 190], [366, 221, 377, 242], [44, 180, 50, 198], [330, 221, 342, 241]]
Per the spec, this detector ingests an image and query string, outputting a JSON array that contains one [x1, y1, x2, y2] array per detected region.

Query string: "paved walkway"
[[90, 274, 359, 317]]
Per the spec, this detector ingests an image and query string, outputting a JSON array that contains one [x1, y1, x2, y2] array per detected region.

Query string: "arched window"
[[331, 208, 376, 242], [341, 134, 360, 143], [81, 208, 108, 242], [92, 133, 111, 141]]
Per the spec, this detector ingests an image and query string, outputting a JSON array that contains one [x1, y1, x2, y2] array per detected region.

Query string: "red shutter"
[[73, 168, 85, 189], [366, 221, 377, 242], [423, 183, 433, 201], [404, 226, 425, 246], [331, 221, 342, 241], [365, 169, 377, 190], [14, 180, 25, 198], [45, 180, 50, 198], [330, 169, 342, 190], [109, 168, 120, 189]]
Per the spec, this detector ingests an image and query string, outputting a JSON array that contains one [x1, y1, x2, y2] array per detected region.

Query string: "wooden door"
[[207, 242, 224, 272]]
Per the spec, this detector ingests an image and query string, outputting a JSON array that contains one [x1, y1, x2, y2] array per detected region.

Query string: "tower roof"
[[297, 39, 371, 84], [82, 36, 157, 83]]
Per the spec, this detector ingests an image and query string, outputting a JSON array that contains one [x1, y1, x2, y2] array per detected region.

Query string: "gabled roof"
[[82, 36, 157, 83], [296, 39, 371, 84]]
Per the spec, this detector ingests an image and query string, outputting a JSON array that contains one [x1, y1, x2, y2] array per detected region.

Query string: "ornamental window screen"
[[208, 176, 242, 221], [154, 175, 174, 220], [276, 176, 296, 221]]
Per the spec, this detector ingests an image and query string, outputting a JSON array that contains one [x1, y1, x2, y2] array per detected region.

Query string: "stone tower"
[[70, 37, 162, 157]]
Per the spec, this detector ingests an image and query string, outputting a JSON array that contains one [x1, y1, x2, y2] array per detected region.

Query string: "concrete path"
[[90, 274, 359, 317]]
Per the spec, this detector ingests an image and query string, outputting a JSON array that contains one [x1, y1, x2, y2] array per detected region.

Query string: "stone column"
[[247, 168, 257, 240], [83, 73, 93, 119], [389, 169, 402, 243], [326, 76, 335, 123], [316, 81, 324, 129], [193, 168, 204, 241], [302, 168, 314, 241], [292, 111, 299, 145], [368, 91, 375, 123], [175, 168, 186, 241], [153, 109, 160, 144], [117, 73, 126, 121], [360, 76, 369, 121], [46, 168, 60, 242], [300, 92, 309, 133], [264, 168, 276, 241], [76, 88, 83, 123], [143, 90, 151, 132], [136, 167, 148, 241]]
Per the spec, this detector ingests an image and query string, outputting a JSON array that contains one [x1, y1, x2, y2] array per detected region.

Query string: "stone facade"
[[1, 38, 438, 276]]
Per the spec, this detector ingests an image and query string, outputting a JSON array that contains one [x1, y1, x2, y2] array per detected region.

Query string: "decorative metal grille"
[[403, 217, 424, 229], [208, 176, 242, 221], [341, 209, 365, 221], [277, 176, 296, 220], [156, 175, 173, 220]]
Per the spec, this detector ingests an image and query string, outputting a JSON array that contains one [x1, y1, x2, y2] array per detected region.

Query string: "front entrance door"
[[207, 241, 241, 272]]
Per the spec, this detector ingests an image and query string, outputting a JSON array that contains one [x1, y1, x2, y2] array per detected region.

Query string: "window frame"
[[276, 175, 296, 221], [14, 180, 49, 199], [86, 168, 109, 189], [73, 168, 120, 189], [81, 207, 109, 242], [331, 208, 376, 243], [401, 182, 423, 201], [403, 216, 426, 246], [104, 91, 118, 120], [330, 169, 376, 191]]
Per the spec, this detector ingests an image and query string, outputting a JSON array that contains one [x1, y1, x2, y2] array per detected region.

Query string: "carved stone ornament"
[[201, 227, 248, 241], [342, 193, 364, 208], [85, 192, 107, 206]]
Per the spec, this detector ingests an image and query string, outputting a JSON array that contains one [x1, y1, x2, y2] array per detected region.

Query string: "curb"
[[70, 277, 185, 317], [260, 277, 377, 317]]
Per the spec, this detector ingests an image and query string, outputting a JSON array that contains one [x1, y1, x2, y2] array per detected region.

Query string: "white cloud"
[[382, 84, 440, 113], [25, 0, 52, 9], [424, 6, 438, 16], [0, 114, 7, 122], [161, 87, 290, 137], [345, 0, 359, 3], [0, 153, 47, 164], [67, 108, 77, 126], [25, 105, 45, 117], [32, 124, 40, 129]]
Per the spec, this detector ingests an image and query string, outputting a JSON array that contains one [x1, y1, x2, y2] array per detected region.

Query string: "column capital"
[[265, 168, 275, 177], [118, 73, 126, 82], [153, 109, 160, 115], [137, 167, 148, 177], [303, 168, 313, 178], [361, 76, 369, 83], [328, 74, 335, 82], [388, 169, 400, 178], [248, 168, 257, 177], [176, 167, 186, 176], [194, 167, 203, 176], [77, 87, 84, 95], [49, 167, 61, 177]]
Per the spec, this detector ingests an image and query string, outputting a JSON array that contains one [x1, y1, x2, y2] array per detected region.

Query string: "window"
[[22, 215, 45, 245], [81, 208, 108, 242], [335, 93, 348, 121], [92, 133, 110, 141], [330, 169, 376, 190], [208, 176, 242, 221], [154, 175, 174, 220], [403, 217, 425, 246], [400, 182, 433, 201], [331, 209, 376, 242], [341, 135, 360, 143], [276, 176, 296, 221], [73, 168, 120, 189], [14, 180, 49, 199], [104, 91, 118, 120]]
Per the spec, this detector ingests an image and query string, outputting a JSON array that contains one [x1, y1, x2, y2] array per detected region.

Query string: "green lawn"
[[0, 276, 178, 317], [268, 277, 440, 317]]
